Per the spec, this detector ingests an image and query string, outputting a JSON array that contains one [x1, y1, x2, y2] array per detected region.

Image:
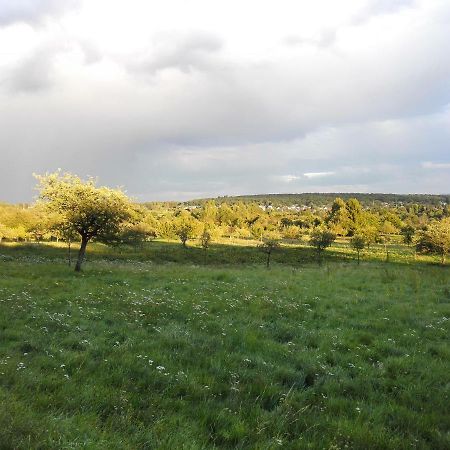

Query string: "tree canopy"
[[417, 218, 450, 264], [35, 171, 139, 271]]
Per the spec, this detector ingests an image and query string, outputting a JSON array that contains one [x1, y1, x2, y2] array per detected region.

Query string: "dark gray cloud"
[[2, 38, 102, 94], [4, 45, 58, 92], [0, 0, 80, 27]]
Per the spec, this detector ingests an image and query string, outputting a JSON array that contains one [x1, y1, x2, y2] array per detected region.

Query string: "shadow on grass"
[[0, 239, 444, 269]]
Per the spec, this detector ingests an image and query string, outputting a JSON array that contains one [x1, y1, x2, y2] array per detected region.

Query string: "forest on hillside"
[[184, 192, 450, 208]]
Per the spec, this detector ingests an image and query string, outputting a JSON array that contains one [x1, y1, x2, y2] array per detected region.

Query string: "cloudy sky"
[[0, 0, 449, 202]]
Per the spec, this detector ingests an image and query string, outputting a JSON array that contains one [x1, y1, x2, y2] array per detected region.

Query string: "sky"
[[0, 0, 449, 202]]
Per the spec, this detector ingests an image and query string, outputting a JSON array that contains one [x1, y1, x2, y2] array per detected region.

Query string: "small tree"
[[282, 225, 301, 240], [176, 222, 194, 247], [200, 229, 212, 249], [0, 223, 13, 244], [416, 218, 450, 264], [350, 234, 365, 265], [174, 211, 200, 248], [401, 225, 416, 245], [35, 171, 138, 271], [357, 225, 379, 249], [105, 222, 154, 249], [200, 228, 212, 263], [27, 206, 54, 244], [250, 223, 265, 242], [401, 224, 417, 260], [11, 225, 27, 242], [309, 228, 336, 263], [258, 238, 280, 268]]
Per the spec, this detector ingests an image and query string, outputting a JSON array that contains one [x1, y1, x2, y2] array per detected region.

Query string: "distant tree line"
[[1, 172, 449, 269], [186, 193, 450, 208]]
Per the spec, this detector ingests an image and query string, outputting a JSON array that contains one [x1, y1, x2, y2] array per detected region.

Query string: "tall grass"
[[0, 245, 449, 448]]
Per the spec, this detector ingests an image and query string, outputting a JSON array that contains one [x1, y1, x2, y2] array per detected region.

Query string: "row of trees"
[[1, 172, 449, 269]]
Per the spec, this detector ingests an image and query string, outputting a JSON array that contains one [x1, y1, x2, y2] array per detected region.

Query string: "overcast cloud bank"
[[0, 0, 449, 202]]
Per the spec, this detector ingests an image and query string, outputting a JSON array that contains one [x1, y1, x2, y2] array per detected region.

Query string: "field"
[[0, 242, 449, 449]]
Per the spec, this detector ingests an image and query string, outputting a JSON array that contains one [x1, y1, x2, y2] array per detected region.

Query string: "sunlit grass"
[[0, 244, 449, 448]]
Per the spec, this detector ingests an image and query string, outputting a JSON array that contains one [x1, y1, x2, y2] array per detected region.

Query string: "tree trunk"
[[357, 250, 360, 265], [68, 239, 72, 266], [75, 235, 88, 272], [317, 250, 322, 266], [442, 252, 446, 265], [266, 251, 271, 268]]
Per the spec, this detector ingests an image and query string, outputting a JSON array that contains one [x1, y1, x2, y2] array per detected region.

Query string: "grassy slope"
[[0, 244, 449, 449], [0, 237, 440, 267]]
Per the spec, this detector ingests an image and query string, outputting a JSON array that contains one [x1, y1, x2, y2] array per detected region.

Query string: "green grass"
[[0, 236, 440, 268], [0, 243, 449, 449]]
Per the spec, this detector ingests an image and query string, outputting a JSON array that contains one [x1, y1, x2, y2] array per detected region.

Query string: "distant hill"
[[185, 193, 450, 207]]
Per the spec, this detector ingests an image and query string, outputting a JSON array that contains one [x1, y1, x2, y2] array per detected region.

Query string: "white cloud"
[[277, 175, 302, 183], [303, 172, 335, 179], [422, 162, 450, 169]]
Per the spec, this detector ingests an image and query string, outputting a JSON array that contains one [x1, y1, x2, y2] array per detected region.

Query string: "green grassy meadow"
[[0, 242, 449, 449]]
